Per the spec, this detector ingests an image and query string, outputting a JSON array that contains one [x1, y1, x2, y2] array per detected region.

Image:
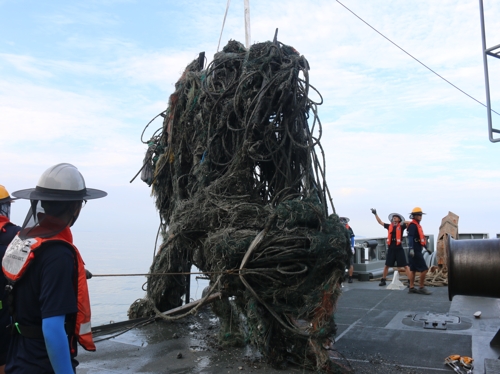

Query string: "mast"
[[244, 0, 251, 48]]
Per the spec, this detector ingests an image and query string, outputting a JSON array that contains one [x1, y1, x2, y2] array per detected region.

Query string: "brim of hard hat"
[[339, 217, 350, 223], [0, 197, 18, 204], [388, 213, 404, 222], [12, 187, 107, 201], [409, 212, 426, 215]]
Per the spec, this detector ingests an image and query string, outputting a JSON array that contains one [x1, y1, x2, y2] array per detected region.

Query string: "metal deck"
[[78, 279, 500, 373]]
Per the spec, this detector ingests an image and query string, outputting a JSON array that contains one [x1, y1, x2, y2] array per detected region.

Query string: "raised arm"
[[371, 208, 385, 227]]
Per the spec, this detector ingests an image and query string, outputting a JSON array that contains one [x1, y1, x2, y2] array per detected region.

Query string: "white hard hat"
[[388, 213, 404, 222], [12, 163, 107, 201]]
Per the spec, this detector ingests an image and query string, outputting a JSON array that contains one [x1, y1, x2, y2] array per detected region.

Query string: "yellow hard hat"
[[0, 185, 17, 204], [410, 207, 425, 215]]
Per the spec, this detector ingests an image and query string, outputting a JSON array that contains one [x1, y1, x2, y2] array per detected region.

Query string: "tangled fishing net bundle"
[[128, 39, 352, 373]]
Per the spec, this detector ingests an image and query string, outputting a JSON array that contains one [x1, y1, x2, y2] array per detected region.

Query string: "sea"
[[75, 232, 209, 327], [6, 188, 210, 329]]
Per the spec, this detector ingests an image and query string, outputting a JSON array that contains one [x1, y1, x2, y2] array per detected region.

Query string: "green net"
[[129, 39, 353, 373]]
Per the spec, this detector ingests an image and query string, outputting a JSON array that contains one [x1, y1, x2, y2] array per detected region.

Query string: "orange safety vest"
[[410, 219, 426, 246], [387, 223, 402, 246], [0, 216, 12, 232], [2, 226, 95, 352]]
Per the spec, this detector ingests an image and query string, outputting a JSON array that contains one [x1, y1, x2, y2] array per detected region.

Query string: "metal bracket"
[[423, 320, 447, 330], [414, 312, 460, 330]]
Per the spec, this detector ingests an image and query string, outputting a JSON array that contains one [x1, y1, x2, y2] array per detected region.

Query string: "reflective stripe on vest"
[[410, 220, 426, 246], [2, 227, 96, 352], [387, 224, 402, 246]]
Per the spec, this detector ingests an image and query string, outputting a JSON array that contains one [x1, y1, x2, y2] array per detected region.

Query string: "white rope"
[[217, 0, 232, 52]]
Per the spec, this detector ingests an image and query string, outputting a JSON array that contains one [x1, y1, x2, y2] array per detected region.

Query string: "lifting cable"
[[335, 0, 500, 117]]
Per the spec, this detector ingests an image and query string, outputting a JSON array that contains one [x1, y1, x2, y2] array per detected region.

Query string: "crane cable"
[[335, 0, 500, 117]]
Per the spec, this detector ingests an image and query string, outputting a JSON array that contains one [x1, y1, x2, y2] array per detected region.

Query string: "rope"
[[373, 266, 448, 287], [132, 39, 349, 372], [151, 275, 222, 322], [335, 0, 500, 117], [92, 270, 239, 277]]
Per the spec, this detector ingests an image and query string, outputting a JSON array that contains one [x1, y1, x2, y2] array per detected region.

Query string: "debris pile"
[[129, 39, 352, 372]]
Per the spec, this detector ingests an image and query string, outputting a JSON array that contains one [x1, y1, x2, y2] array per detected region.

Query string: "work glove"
[[351, 247, 355, 254], [409, 249, 414, 257], [85, 269, 93, 279], [424, 247, 432, 255], [371, 208, 377, 215]]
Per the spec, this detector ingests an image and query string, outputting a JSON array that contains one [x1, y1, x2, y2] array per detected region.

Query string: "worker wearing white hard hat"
[[371, 209, 411, 287], [2, 163, 106, 373]]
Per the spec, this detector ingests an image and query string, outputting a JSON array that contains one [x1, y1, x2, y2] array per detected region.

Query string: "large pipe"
[[447, 235, 500, 300]]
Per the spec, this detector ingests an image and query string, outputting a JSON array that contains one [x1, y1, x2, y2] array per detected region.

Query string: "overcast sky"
[[2, 0, 499, 247]]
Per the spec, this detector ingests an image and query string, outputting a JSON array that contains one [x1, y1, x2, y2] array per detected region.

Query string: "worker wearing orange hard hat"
[[0, 185, 21, 374], [407, 207, 432, 295]]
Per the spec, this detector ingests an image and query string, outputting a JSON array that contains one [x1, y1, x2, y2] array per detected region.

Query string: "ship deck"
[[78, 278, 500, 373]]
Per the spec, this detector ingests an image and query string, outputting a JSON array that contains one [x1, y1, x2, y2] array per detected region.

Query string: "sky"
[[1, 0, 500, 252]]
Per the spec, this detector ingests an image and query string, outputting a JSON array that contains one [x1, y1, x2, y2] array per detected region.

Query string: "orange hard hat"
[[410, 207, 425, 215], [0, 185, 17, 204]]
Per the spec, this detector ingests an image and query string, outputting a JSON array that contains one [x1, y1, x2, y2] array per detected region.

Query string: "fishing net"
[[129, 39, 352, 373]]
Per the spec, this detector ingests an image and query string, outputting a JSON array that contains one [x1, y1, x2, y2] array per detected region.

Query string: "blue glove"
[[42, 315, 74, 373]]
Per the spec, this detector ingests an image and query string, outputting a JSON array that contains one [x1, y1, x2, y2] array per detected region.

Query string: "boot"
[[379, 278, 386, 286], [348, 276, 353, 283]]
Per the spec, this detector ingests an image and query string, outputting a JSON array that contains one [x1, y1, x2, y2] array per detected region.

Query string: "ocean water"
[[7, 192, 210, 329], [75, 232, 209, 327]]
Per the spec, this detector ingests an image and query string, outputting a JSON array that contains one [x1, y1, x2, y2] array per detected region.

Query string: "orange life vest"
[[387, 223, 402, 246], [410, 219, 426, 246], [0, 216, 12, 232], [2, 227, 95, 352]]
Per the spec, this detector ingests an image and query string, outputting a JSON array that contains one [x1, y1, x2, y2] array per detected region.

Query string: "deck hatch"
[[413, 312, 460, 330]]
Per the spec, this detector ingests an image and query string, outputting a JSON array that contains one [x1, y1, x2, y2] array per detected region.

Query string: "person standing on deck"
[[340, 217, 355, 283], [0, 186, 21, 374], [2, 163, 107, 373], [407, 207, 432, 295], [371, 209, 411, 287]]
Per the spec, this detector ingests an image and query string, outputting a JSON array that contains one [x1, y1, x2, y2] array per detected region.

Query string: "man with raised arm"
[[371, 208, 411, 287]]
